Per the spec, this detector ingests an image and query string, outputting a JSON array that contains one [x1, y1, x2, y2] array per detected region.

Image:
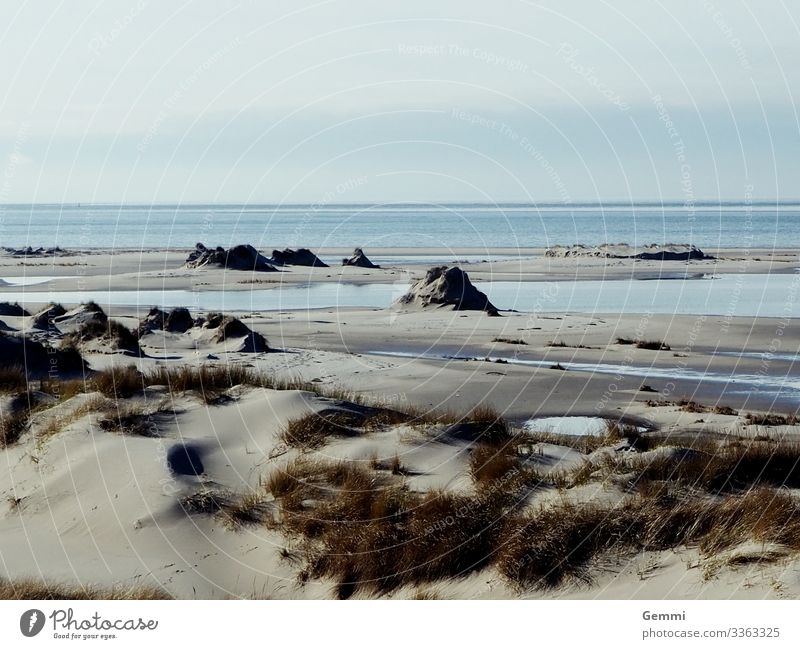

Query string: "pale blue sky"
[[0, 0, 797, 203]]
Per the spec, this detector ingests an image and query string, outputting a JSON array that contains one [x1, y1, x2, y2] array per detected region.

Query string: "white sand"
[[1, 246, 799, 599]]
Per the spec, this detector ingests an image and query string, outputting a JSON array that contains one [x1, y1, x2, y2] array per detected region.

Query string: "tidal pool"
[[1, 273, 798, 317]]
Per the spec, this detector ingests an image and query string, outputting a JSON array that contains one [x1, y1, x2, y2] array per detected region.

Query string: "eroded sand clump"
[[30, 303, 67, 330], [342, 247, 380, 269], [202, 313, 270, 353], [137, 307, 195, 337], [271, 248, 328, 267], [63, 315, 142, 356], [396, 266, 499, 315], [0, 331, 86, 377], [135, 308, 270, 354], [545, 243, 711, 261], [184, 243, 277, 272], [0, 302, 30, 317], [53, 302, 107, 333]]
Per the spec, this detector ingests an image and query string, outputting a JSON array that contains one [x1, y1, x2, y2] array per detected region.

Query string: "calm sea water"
[[0, 203, 797, 250]]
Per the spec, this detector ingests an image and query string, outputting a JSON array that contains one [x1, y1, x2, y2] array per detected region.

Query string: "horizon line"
[[1, 199, 798, 208]]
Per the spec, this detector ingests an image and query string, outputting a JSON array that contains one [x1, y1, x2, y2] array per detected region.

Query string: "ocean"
[[0, 203, 797, 250]]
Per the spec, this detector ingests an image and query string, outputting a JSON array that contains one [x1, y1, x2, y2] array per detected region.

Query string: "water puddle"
[[0, 276, 63, 287], [523, 416, 611, 436], [0, 273, 798, 317]]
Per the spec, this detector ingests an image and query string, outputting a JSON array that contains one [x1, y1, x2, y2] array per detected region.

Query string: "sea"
[[0, 202, 798, 251]]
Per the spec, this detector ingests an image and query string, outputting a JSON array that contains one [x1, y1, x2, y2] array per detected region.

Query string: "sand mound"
[[0, 302, 29, 317], [0, 332, 86, 378], [342, 247, 380, 268], [545, 243, 711, 261], [397, 266, 499, 315], [271, 248, 328, 267], [51, 303, 139, 355], [53, 302, 107, 333], [137, 310, 268, 353], [137, 307, 166, 336], [30, 303, 67, 330], [204, 314, 269, 353], [184, 243, 277, 272], [2, 246, 68, 257], [64, 318, 141, 355], [137, 307, 195, 336]]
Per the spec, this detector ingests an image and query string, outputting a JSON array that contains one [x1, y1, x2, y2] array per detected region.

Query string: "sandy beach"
[[1, 246, 796, 290], [2, 243, 799, 599]]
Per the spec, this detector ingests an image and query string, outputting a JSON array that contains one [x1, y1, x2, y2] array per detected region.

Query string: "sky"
[[0, 0, 798, 204]]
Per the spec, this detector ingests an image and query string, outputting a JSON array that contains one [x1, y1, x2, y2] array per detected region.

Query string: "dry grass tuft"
[[0, 367, 29, 392], [635, 340, 671, 351], [0, 409, 29, 448], [258, 432, 800, 596], [97, 401, 172, 437], [92, 365, 144, 398], [0, 390, 48, 447], [745, 412, 798, 427], [281, 410, 366, 449], [220, 491, 273, 529], [498, 486, 800, 589], [32, 394, 110, 446], [265, 457, 517, 598], [39, 377, 89, 401], [0, 577, 170, 600], [470, 443, 519, 484], [615, 337, 670, 350], [180, 489, 230, 515], [181, 488, 272, 529], [444, 404, 511, 446], [617, 439, 800, 492], [498, 500, 636, 589]]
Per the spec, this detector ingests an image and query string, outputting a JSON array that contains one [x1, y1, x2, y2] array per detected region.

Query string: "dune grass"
[[745, 412, 798, 426], [635, 340, 671, 351], [267, 457, 509, 597], [281, 410, 369, 449], [0, 409, 29, 448], [0, 367, 29, 393], [62, 319, 141, 357], [497, 486, 800, 589], [97, 400, 174, 438], [92, 365, 145, 399], [180, 488, 272, 529], [615, 337, 670, 350], [0, 390, 48, 448], [0, 577, 171, 600], [262, 451, 800, 597], [33, 394, 110, 446], [91, 364, 374, 406], [6, 359, 800, 597], [617, 439, 800, 492], [260, 413, 800, 597]]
